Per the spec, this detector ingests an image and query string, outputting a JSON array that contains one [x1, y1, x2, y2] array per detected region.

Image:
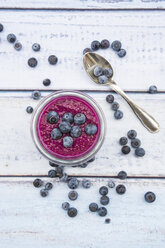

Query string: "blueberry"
[[59, 121, 71, 134], [28, 57, 38, 68], [63, 136, 73, 148], [67, 207, 78, 217], [116, 184, 126, 194], [100, 195, 110, 206], [131, 138, 141, 148], [91, 40, 100, 51], [48, 169, 57, 178], [105, 218, 111, 224], [149, 85, 157, 94], [14, 42, 22, 51], [103, 68, 113, 78], [60, 173, 68, 182], [111, 40, 122, 51], [48, 55, 58, 65], [144, 191, 156, 203], [93, 66, 103, 77], [98, 207, 107, 217], [62, 113, 74, 124], [43, 78, 51, 87], [99, 186, 108, 195], [98, 75, 108, 84], [114, 110, 123, 119], [67, 178, 79, 189], [68, 190, 78, 201], [119, 137, 128, 146], [74, 113, 86, 125], [51, 128, 62, 140], [40, 189, 49, 197], [83, 48, 92, 55], [33, 178, 43, 188], [85, 124, 97, 135], [47, 111, 59, 124], [82, 179, 91, 189], [89, 203, 98, 212], [70, 126, 81, 138], [32, 91, 41, 100], [106, 94, 114, 103], [135, 147, 145, 157], [7, 33, 16, 43], [79, 162, 88, 168], [100, 39, 110, 49], [87, 157, 95, 163], [32, 43, 40, 52], [45, 182, 53, 190], [62, 202, 70, 210], [118, 49, 126, 58], [118, 171, 127, 180], [26, 106, 33, 114], [108, 179, 115, 188], [121, 145, 131, 154], [49, 161, 59, 167], [127, 130, 137, 139], [111, 102, 119, 111], [0, 24, 4, 32]]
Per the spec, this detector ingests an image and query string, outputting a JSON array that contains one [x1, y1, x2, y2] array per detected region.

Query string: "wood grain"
[[0, 92, 164, 177], [0, 10, 164, 91], [0, 177, 164, 248], [0, 0, 165, 10]]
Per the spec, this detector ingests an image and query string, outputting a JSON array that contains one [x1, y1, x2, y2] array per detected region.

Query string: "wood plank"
[[0, 0, 165, 10], [0, 10, 164, 91], [0, 177, 164, 248], [0, 92, 164, 177]]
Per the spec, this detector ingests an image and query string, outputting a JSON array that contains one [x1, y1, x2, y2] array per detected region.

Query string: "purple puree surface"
[[37, 95, 101, 159]]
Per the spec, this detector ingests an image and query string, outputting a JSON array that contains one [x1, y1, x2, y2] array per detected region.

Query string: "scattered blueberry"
[[101, 39, 110, 49], [74, 113, 86, 125], [0, 24, 4, 32], [100, 195, 110, 206], [108, 179, 115, 188], [32, 43, 40, 52], [121, 145, 131, 154], [91, 40, 100, 51], [114, 110, 123, 119], [93, 66, 103, 77], [60, 173, 68, 182], [103, 68, 113, 78], [106, 94, 114, 103], [127, 130, 137, 139], [82, 179, 91, 189], [63, 136, 73, 148], [70, 126, 81, 138], [62, 113, 74, 124], [118, 171, 127, 180], [131, 138, 141, 148], [45, 182, 53, 190], [85, 124, 97, 135], [32, 91, 41, 100], [135, 147, 145, 157], [79, 162, 88, 168], [117, 49, 126, 58], [40, 189, 49, 197], [98, 75, 108, 84], [33, 178, 43, 188], [67, 207, 78, 217], [48, 55, 58, 65], [68, 190, 78, 201], [89, 203, 98, 212], [47, 111, 59, 124], [67, 178, 79, 189], [26, 106, 33, 114], [111, 40, 122, 51], [116, 184, 126, 195], [99, 186, 108, 196], [83, 48, 92, 55], [111, 102, 119, 111], [49, 161, 59, 167], [105, 218, 111, 224], [51, 128, 62, 140], [98, 207, 107, 217], [62, 202, 70, 210], [119, 137, 128, 146], [144, 191, 156, 203], [28, 57, 38, 68], [88, 157, 95, 163], [14, 42, 22, 51], [48, 169, 57, 178], [43, 78, 51, 86], [149, 85, 157, 94], [7, 33, 16, 43]]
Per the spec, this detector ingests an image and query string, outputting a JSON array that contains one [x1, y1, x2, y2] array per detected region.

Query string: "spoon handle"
[[108, 82, 160, 133]]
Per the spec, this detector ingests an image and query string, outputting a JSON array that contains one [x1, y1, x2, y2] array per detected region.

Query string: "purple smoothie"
[[36, 95, 101, 160]]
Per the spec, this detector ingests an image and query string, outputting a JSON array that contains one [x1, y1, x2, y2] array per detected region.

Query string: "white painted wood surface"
[[0, 0, 165, 9], [0, 11, 164, 91], [0, 177, 164, 248], [0, 92, 164, 177]]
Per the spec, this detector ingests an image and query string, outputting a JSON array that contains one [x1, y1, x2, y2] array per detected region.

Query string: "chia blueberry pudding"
[[31, 91, 105, 166]]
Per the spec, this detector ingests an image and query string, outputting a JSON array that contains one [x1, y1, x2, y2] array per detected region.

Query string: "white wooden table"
[[0, 1, 165, 247]]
